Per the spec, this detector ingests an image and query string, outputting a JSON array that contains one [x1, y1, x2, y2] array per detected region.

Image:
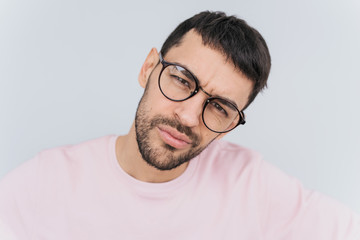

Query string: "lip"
[[157, 126, 191, 150]]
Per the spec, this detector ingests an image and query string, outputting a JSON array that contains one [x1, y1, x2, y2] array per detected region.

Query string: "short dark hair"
[[160, 11, 271, 110]]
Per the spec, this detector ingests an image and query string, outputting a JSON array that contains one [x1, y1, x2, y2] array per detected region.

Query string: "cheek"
[[144, 88, 176, 117], [198, 128, 219, 145]]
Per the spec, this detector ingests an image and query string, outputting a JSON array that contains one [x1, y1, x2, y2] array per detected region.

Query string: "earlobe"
[[138, 48, 159, 88]]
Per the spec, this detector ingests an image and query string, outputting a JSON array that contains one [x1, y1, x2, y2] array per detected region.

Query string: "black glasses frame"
[[157, 53, 246, 133]]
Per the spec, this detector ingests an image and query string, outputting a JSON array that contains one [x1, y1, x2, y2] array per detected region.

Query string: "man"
[[0, 11, 359, 239]]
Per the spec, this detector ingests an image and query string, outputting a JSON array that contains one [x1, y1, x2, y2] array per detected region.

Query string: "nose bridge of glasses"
[[198, 86, 212, 98], [188, 86, 213, 110], [190, 84, 211, 102]]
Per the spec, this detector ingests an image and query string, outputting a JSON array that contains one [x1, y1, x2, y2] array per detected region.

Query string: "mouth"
[[157, 125, 192, 150]]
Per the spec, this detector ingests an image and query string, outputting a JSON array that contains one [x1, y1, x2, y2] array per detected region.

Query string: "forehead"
[[163, 30, 253, 110]]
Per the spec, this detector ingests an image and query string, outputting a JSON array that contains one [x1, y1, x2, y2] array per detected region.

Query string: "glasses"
[[158, 53, 246, 133]]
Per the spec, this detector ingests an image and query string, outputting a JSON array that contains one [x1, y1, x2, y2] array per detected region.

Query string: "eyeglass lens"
[[159, 63, 241, 133]]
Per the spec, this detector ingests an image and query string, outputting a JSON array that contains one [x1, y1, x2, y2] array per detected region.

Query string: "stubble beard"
[[134, 91, 209, 171]]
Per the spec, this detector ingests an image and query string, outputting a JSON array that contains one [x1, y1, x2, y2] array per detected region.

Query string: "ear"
[[138, 48, 159, 88]]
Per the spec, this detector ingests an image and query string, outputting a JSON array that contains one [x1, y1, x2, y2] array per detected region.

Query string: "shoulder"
[[195, 140, 267, 184], [37, 135, 116, 161], [0, 135, 117, 186], [196, 139, 304, 192], [28, 135, 116, 171], [199, 139, 263, 170]]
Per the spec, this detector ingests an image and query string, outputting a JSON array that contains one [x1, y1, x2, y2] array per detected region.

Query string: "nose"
[[173, 93, 206, 128]]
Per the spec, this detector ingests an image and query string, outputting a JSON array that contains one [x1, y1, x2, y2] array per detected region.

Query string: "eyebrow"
[[214, 96, 239, 111], [178, 67, 195, 82], [172, 61, 240, 111]]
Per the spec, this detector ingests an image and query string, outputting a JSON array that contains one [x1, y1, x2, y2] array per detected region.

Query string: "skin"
[[115, 30, 254, 183]]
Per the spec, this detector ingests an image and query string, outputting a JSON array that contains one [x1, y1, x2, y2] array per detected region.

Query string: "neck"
[[115, 122, 189, 183]]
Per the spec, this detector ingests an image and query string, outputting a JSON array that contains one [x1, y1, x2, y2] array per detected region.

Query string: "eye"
[[170, 75, 191, 89], [210, 101, 228, 117]]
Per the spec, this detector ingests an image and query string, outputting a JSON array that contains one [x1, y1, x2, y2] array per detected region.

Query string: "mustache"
[[150, 115, 200, 147]]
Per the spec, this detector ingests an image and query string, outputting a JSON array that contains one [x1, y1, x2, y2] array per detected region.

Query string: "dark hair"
[[160, 11, 271, 110]]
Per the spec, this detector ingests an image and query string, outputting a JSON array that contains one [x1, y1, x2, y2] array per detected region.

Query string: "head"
[[161, 11, 271, 110], [135, 11, 271, 171]]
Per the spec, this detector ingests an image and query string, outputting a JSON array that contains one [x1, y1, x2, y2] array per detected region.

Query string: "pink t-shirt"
[[0, 135, 359, 239]]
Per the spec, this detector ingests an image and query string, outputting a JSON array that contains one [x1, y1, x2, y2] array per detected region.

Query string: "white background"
[[0, 0, 359, 213]]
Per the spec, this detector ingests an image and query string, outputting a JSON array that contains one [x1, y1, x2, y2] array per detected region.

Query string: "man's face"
[[135, 30, 253, 171]]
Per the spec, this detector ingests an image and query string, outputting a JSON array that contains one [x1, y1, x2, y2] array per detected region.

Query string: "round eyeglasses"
[[158, 53, 246, 133]]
